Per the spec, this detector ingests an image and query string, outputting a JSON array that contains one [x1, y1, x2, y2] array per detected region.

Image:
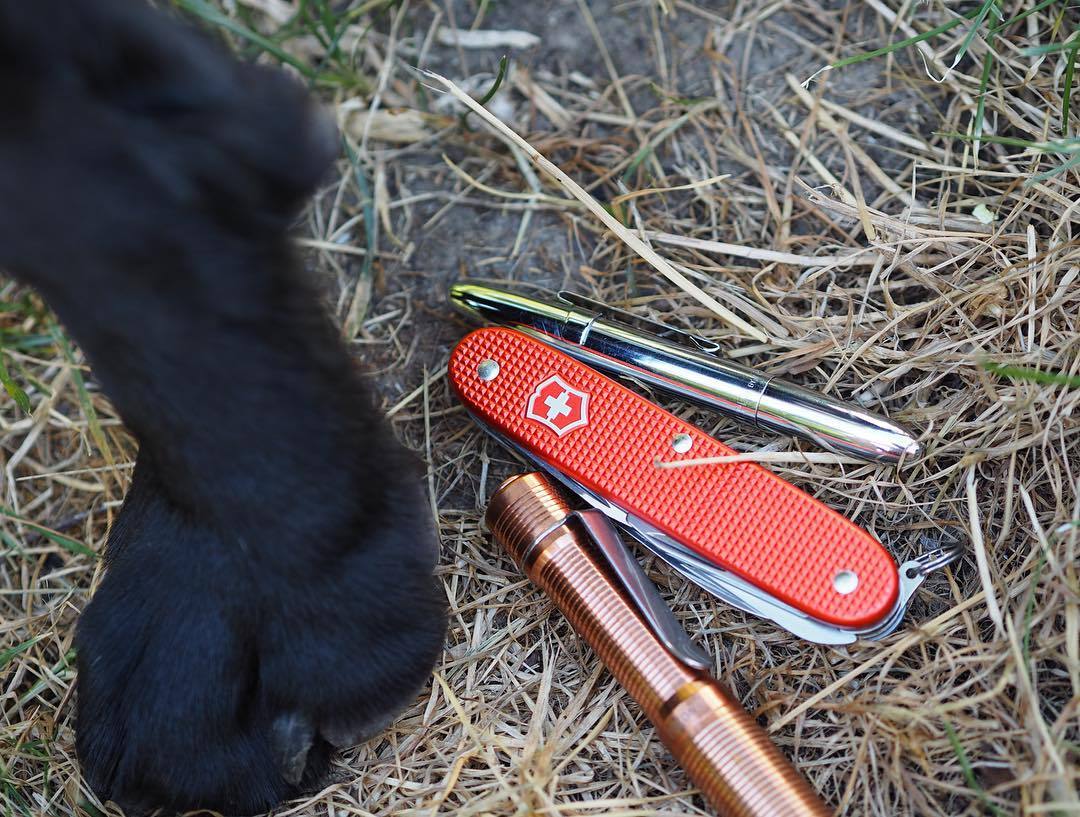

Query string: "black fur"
[[0, 1, 446, 813]]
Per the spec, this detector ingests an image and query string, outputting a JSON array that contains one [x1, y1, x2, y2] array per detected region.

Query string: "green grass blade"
[[1063, 38, 1078, 134], [0, 776, 33, 817], [939, 132, 1080, 152], [983, 361, 1080, 388], [17, 649, 75, 707], [341, 139, 376, 329], [950, 0, 1001, 71], [1025, 150, 1080, 184], [832, 8, 981, 69], [0, 636, 42, 671], [51, 326, 114, 467], [1021, 550, 1048, 668], [0, 350, 30, 414], [319, 1, 351, 65], [943, 721, 1008, 817], [974, 50, 994, 155], [1021, 30, 1079, 57], [477, 55, 510, 107], [0, 506, 98, 558], [992, 0, 1059, 33], [0, 529, 24, 557], [76, 801, 106, 817], [308, 0, 338, 53], [173, 0, 316, 78], [459, 55, 509, 130], [622, 111, 694, 182]]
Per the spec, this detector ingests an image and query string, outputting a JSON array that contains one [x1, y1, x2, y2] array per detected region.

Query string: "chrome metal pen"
[[450, 282, 921, 464]]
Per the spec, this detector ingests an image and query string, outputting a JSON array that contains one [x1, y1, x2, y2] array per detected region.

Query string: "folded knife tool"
[[449, 323, 960, 644]]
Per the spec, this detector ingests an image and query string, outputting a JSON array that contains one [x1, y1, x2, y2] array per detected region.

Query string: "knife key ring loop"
[[894, 542, 964, 619], [905, 543, 964, 578]]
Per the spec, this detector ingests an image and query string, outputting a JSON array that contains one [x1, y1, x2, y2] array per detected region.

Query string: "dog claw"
[[270, 713, 315, 787]]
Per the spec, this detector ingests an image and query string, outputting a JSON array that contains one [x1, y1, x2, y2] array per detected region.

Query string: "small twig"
[[655, 451, 866, 468], [966, 466, 1005, 637]]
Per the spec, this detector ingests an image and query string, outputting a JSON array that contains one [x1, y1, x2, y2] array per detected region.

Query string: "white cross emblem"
[[526, 375, 589, 436], [544, 390, 572, 420]]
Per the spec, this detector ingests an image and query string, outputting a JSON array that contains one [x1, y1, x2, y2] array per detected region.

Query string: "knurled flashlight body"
[[486, 472, 832, 817]]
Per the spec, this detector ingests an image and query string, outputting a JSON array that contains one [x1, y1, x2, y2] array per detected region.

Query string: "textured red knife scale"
[[450, 327, 899, 629]]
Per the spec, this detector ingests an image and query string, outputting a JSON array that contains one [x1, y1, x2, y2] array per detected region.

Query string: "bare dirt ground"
[[2, 1, 1078, 816]]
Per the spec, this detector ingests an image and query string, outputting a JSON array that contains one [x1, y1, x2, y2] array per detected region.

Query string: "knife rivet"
[[477, 359, 500, 381], [833, 570, 859, 595], [671, 433, 693, 453]]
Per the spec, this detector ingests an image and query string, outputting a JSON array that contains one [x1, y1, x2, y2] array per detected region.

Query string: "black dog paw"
[[74, 456, 446, 815], [0, 0, 448, 813]]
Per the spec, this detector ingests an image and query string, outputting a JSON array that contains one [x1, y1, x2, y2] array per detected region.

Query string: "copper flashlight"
[[485, 471, 832, 817]]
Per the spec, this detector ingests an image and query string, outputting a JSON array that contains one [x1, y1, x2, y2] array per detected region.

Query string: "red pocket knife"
[[450, 326, 957, 644]]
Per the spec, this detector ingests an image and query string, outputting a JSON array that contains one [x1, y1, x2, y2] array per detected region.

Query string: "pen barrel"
[[449, 283, 921, 464], [557, 323, 920, 464], [486, 473, 832, 817]]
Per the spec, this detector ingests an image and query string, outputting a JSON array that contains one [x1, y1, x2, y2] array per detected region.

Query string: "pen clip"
[[556, 291, 722, 354], [571, 508, 711, 671]]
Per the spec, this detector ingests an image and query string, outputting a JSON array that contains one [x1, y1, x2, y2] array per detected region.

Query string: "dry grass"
[[2, 1, 1079, 815]]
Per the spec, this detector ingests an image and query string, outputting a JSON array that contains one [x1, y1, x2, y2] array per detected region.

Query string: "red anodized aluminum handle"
[[450, 327, 899, 629]]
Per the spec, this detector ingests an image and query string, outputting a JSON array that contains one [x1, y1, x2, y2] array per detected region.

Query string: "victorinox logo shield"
[[526, 375, 589, 436]]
